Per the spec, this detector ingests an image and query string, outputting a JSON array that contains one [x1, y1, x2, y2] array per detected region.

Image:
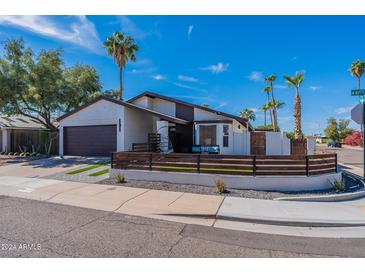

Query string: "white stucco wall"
[[110, 169, 341, 192], [194, 108, 226, 120], [1, 129, 9, 152], [133, 96, 153, 109], [307, 138, 316, 155], [59, 99, 124, 155], [265, 132, 291, 156], [152, 98, 175, 116], [233, 131, 250, 155], [123, 107, 154, 151]]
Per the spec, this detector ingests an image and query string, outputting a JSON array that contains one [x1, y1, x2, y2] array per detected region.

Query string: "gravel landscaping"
[[0, 155, 47, 166], [98, 177, 343, 200]]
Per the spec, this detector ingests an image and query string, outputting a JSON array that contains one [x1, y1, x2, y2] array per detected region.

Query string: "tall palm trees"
[[260, 103, 270, 127], [104, 32, 139, 100], [262, 86, 273, 126], [349, 60, 365, 92], [265, 75, 278, 131], [284, 72, 305, 140]]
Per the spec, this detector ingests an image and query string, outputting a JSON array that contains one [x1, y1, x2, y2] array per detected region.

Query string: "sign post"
[[351, 89, 365, 179]]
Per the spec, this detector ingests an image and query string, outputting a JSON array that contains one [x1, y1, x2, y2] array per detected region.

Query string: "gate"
[[251, 132, 266, 155], [291, 139, 307, 155]]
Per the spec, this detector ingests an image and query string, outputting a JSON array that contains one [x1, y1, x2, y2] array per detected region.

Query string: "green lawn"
[[89, 169, 110, 177], [66, 162, 110, 175]]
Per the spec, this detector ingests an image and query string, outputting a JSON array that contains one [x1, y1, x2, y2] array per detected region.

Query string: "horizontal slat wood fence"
[[111, 152, 337, 177]]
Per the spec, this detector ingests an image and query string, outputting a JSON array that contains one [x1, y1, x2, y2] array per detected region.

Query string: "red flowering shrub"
[[343, 131, 363, 147]]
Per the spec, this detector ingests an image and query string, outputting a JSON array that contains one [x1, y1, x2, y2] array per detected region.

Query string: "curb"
[[274, 190, 365, 202], [216, 214, 365, 227]]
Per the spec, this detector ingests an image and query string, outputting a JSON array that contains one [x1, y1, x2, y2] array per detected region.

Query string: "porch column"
[[156, 120, 169, 152]]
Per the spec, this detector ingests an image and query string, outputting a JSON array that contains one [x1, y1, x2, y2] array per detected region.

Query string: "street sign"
[[352, 89, 365, 96], [360, 96, 365, 104], [351, 104, 364, 124]]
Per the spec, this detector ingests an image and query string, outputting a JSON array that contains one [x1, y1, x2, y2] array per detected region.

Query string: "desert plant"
[[115, 173, 125, 184], [24, 152, 30, 157], [215, 178, 227, 194], [30, 152, 37, 157], [13, 152, 19, 156], [331, 178, 346, 192], [8, 152, 14, 156], [19, 145, 28, 154]]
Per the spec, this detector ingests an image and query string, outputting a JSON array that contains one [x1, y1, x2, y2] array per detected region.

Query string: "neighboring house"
[[57, 91, 253, 156], [0, 115, 49, 152]]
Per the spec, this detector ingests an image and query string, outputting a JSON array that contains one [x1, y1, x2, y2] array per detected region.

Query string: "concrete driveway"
[[0, 156, 108, 178]]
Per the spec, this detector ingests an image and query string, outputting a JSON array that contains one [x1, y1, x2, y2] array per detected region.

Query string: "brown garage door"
[[64, 125, 117, 156]]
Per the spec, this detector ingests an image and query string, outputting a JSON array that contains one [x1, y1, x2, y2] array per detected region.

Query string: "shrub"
[[13, 152, 19, 156], [30, 152, 37, 157], [115, 173, 125, 184], [343, 131, 362, 147], [331, 178, 346, 192], [8, 152, 14, 156], [215, 178, 226, 194], [0, 152, 5, 155], [24, 152, 30, 157]]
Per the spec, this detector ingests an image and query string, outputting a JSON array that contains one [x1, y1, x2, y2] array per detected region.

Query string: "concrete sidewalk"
[[217, 197, 365, 227], [1, 175, 365, 228]]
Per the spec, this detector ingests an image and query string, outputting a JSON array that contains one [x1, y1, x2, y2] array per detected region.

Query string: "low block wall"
[[110, 168, 341, 192]]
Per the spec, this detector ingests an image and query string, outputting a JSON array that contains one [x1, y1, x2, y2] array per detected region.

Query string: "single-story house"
[[0, 115, 49, 152], [57, 91, 253, 156]]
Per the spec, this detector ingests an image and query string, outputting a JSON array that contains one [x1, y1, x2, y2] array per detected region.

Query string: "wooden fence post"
[[306, 155, 309, 176], [149, 153, 153, 171], [253, 156, 256, 177], [335, 153, 338, 173], [111, 152, 114, 169], [197, 154, 201, 173]]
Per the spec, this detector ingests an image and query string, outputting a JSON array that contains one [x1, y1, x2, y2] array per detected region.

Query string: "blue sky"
[[0, 15, 364, 134]]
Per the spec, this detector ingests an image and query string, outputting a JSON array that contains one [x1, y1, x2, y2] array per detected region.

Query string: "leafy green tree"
[[63, 64, 101, 112], [284, 71, 305, 140], [104, 32, 139, 100], [324, 117, 353, 141], [0, 39, 101, 131], [103, 89, 121, 99], [239, 108, 256, 123]]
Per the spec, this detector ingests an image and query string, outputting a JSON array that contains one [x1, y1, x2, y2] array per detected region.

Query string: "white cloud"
[[130, 68, 156, 74], [152, 74, 166, 81], [274, 84, 288, 89], [335, 106, 353, 115], [119, 16, 147, 39], [178, 75, 198, 82], [247, 71, 263, 82], [0, 15, 101, 52], [309, 85, 321, 91], [171, 82, 207, 93], [187, 25, 194, 40], [200, 62, 229, 74]]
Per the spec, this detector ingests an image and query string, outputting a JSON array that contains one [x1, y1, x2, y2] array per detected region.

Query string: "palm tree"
[[284, 72, 305, 140], [265, 75, 278, 131], [268, 100, 285, 129], [260, 103, 270, 127], [262, 86, 273, 126], [349, 60, 365, 92], [104, 32, 139, 100], [239, 108, 256, 123], [349, 60, 365, 133]]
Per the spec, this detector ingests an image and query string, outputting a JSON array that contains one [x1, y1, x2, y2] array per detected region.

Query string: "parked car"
[[327, 140, 342, 148]]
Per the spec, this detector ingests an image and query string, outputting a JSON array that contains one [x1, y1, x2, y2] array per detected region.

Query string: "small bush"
[[115, 173, 125, 184], [24, 152, 30, 157], [13, 152, 20, 156], [8, 152, 14, 156], [215, 178, 227, 194], [0, 151, 5, 155], [30, 152, 37, 157], [331, 178, 346, 192]]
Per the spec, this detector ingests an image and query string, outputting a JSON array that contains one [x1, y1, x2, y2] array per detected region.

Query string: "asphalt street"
[[318, 146, 363, 168], [1, 196, 365, 258]]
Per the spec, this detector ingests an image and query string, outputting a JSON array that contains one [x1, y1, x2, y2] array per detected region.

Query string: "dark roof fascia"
[[127, 91, 253, 131], [56, 96, 190, 125]]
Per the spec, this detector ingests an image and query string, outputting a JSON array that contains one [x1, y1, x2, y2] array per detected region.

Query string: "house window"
[[199, 125, 216, 146], [223, 125, 229, 147]]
